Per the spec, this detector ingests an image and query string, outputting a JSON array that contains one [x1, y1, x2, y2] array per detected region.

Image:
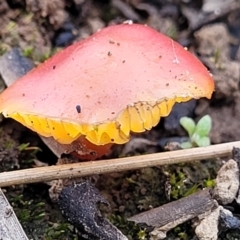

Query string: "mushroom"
[[0, 23, 214, 159]]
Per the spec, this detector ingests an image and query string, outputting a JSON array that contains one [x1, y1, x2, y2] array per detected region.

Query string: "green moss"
[[7, 187, 78, 239], [110, 214, 149, 240]]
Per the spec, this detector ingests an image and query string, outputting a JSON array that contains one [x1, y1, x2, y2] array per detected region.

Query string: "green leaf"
[[180, 141, 193, 149], [191, 132, 201, 144], [18, 142, 30, 151], [195, 136, 211, 147], [180, 117, 196, 137], [195, 115, 212, 137]]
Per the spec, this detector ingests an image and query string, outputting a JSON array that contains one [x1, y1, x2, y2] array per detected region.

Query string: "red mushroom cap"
[[0, 23, 214, 145]]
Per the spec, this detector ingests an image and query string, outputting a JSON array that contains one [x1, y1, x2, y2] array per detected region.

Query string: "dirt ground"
[[1, 0, 240, 239]]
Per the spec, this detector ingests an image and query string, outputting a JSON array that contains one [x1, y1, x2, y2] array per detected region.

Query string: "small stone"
[[213, 159, 239, 205], [219, 208, 240, 230], [195, 206, 221, 240]]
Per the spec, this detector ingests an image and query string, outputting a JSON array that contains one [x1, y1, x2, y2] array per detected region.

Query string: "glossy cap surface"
[[0, 23, 214, 145]]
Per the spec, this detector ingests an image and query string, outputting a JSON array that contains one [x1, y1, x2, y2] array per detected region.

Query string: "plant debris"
[[58, 182, 127, 240]]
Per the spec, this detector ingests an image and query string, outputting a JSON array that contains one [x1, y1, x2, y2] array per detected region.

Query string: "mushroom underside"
[[4, 96, 191, 145]]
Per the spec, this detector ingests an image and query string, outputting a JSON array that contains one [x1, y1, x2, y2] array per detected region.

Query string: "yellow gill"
[[5, 97, 191, 145]]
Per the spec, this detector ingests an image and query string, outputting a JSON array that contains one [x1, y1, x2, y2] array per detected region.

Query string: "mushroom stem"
[[0, 141, 239, 187]]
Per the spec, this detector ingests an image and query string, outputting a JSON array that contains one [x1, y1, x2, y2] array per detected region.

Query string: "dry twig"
[[0, 141, 240, 187], [128, 188, 217, 239], [0, 188, 29, 239]]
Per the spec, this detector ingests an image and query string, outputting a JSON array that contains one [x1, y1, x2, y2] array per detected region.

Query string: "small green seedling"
[[180, 115, 212, 149]]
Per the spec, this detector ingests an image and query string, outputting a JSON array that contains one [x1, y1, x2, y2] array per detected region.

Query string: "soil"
[[0, 0, 240, 239]]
